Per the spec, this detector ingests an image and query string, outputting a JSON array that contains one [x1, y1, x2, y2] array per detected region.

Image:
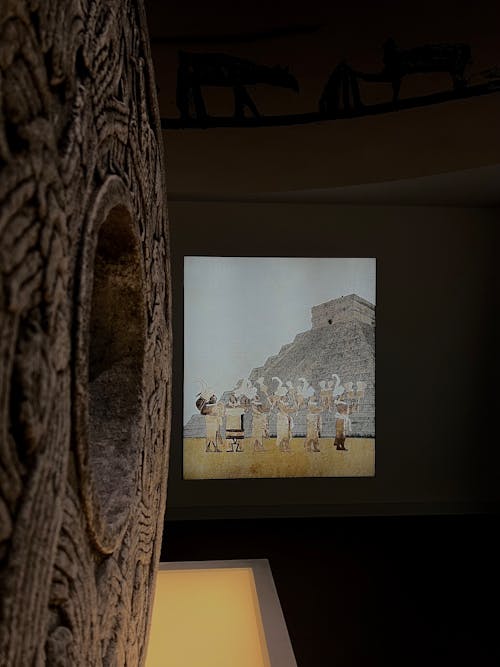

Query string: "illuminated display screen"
[[146, 561, 296, 667], [183, 257, 375, 479]]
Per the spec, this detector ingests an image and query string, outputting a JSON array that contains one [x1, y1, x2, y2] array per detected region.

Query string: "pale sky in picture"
[[184, 257, 376, 424]]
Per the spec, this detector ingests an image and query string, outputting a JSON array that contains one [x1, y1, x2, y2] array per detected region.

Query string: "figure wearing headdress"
[[332, 379, 367, 450], [333, 400, 350, 451], [305, 397, 322, 452], [196, 382, 224, 452], [275, 395, 297, 453], [251, 399, 269, 451]]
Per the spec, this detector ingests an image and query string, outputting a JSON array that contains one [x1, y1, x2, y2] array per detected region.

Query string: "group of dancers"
[[195, 374, 367, 454]]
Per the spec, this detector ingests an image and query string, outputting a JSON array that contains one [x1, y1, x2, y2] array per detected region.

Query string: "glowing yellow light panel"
[[146, 567, 271, 667]]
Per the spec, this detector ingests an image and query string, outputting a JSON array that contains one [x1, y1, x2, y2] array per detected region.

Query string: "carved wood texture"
[[0, 1, 171, 664]]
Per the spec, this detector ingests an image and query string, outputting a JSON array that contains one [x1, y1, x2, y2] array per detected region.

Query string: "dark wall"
[[161, 514, 499, 667], [147, 0, 500, 194], [166, 203, 499, 520], [162, 202, 499, 664]]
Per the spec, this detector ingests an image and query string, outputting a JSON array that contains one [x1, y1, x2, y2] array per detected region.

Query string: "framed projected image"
[[183, 257, 375, 480]]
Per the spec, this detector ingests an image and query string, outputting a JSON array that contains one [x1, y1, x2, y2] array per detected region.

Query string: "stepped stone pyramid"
[[184, 294, 375, 438]]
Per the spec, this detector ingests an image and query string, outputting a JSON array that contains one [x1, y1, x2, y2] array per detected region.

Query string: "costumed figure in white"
[[250, 399, 269, 451], [333, 379, 367, 450], [196, 383, 224, 452], [275, 394, 297, 453], [333, 398, 350, 451], [330, 374, 345, 401], [296, 377, 315, 409], [305, 396, 322, 452], [270, 376, 287, 408]]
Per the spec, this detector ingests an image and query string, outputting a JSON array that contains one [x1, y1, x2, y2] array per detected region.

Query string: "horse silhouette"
[[381, 39, 471, 101], [176, 51, 299, 120]]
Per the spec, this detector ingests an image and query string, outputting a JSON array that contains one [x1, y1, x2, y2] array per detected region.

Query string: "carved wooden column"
[[0, 2, 171, 664]]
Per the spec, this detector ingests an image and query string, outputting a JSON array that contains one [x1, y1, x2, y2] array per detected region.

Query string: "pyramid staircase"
[[184, 295, 375, 438]]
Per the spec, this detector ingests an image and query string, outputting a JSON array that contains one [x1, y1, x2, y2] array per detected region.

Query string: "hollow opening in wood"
[[87, 205, 145, 539]]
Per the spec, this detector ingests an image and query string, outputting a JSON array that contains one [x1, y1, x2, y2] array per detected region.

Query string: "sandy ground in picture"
[[183, 437, 375, 479]]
